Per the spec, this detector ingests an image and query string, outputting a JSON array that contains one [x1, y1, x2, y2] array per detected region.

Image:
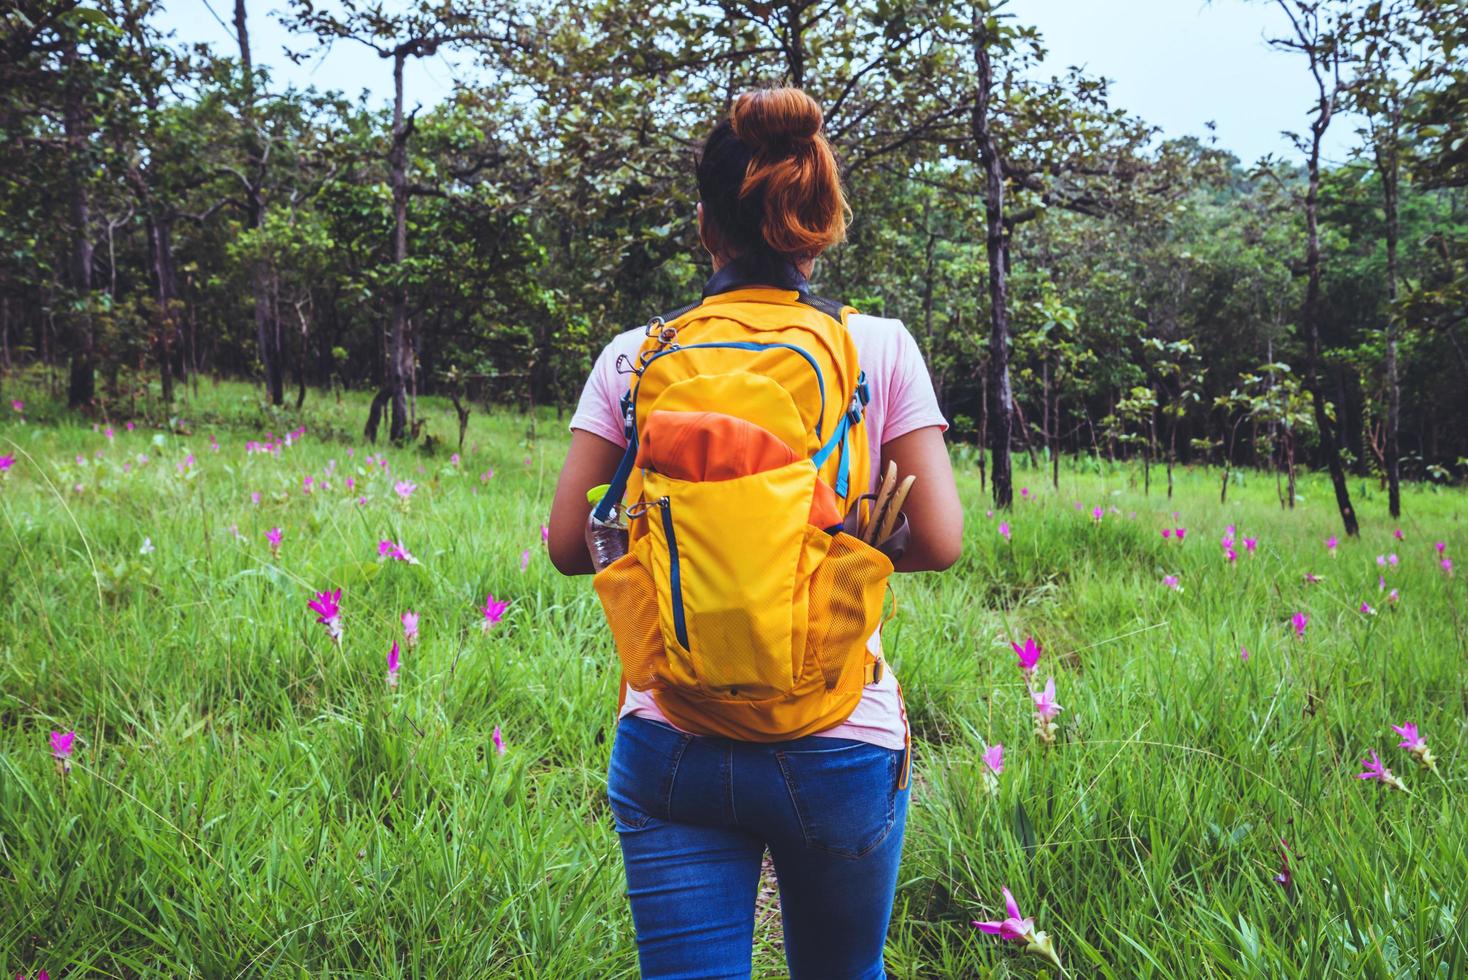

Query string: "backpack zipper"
[[657, 496, 690, 651], [636, 341, 828, 439]]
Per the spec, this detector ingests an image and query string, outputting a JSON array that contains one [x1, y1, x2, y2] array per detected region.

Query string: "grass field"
[[2, 376, 1465, 978]]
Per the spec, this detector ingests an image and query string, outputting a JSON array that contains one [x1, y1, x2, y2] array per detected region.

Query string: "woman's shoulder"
[[843, 311, 921, 368]]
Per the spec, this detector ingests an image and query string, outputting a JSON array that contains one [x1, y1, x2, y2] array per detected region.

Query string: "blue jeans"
[[607, 715, 910, 979]]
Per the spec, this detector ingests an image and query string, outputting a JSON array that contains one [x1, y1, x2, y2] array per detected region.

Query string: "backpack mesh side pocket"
[[805, 529, 892, 691], [593, 547, 666, 691]]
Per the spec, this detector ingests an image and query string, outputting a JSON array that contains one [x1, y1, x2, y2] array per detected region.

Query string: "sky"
[[159, 0, 1363, 167]]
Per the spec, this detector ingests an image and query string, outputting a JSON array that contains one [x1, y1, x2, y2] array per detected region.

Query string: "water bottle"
[[585, 484, 628, 570]]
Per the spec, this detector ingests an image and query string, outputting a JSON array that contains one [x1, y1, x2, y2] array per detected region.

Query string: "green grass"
[[1, 375, 1465, 978]]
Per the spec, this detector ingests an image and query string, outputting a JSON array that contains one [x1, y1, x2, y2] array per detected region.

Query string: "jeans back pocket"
[[775, 740, 899, 859], [607, 716, 692, 832]]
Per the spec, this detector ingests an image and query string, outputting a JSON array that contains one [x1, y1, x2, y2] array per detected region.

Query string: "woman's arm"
[[879, 425, 963, 572], [547, 429, 627, 576]]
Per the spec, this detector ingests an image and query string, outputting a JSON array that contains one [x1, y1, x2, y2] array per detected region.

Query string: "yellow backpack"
[[591, 281, 894, 741]]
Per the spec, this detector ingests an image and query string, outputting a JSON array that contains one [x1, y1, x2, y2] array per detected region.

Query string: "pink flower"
[[481, 469, 494, 482], [1019, 487, 1030, 499], [520, 548, 531, 571], [971, 887, 1062, 969], [482, 592, 509, 631], [1032, 676, 1062, 723], [251, 491, 261, 505], [982, 743, 1004, 775], [10, 399, 22, 412], [492, 725, 506, 755], [1161, 528, 1172, 538], [1388, 553, 1398, 566], [104, 426, 114, 440], [1011, 637, 1041, 674], [451, 452, 461, 466], [308, 588, 343, 643], [1393, 528, 1404, 541], [402, 610, 419, 646], [1434, 541, 1446, 555], [394, 480, 417, 500], [1303, 572, 1322, 585], [1225, 547, 1238, 563], [1163, 574, 1181, 591], [1442, 558, 1454, 578], [386, 640, 401, 688], [126, 420, 134, 431], [1243, 537, 1257, 553], [998, 521, 1011, 542], [1175, 527, 1187, 540], [345, 477, 356, 491], [1387, 588, 1400, 605], [302, 475, 314, 494], [1392, 722, 1437, 772], [1359, 601, 1376, 616], [1091, 506, 1103, 523], [1356, 748, 1407, 790], [1291, 612, 1308, 638], [378, 539, 419, 564], [266, 527, 282, 556], [541, 523, 550, 544], [1240, 645, 1250, 662], [1274, 838, 1292, 892], [50, 729, 75, 775], [0, 454, 14, 473]]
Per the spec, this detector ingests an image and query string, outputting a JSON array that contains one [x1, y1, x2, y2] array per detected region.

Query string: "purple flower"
[[387, 640, 401, 688], [302, 475, 314, 494], [541, 523, 550, 543], [1163, 574, 1181, 591], [50, 729, 75, 774], [394, 480, 417, 501], [520, 548, 531, 572], [998, 521, 1011, 542], [1161, 528, 1172, 538], [1243, 537, 1257, 554], [982, 743, 1004, 775], [10, 399, 22, 412], [1392, 722, 1437, 772], [1225, 547, 1238, 564], [1032, 678, 1062, 722], [1434, 541, 1446, 555], [1442, 558, 1454, 578], [1240, 645, 1250, 662], [1303, 572, 1323, 585], [266, 527, 282, 556], [402, 610, 419, 646], [1011, 637, 1041, 674], [1394, 528, 1404, 541], [0, 454, 14, 473], [972, 887, 1035, 944], [1356, 748, 1407, 790], [1091, 506, 1104, 523], [1274, 838, 1292, 892], [482, 592, 509, 631], [1387, 587, 1400, 605], [1291, 612, 1308, 638], [1359, 601, 1376, 616], [971, 888, 1062, 969], [1175, 527, 1187, 541], [308, 588, 343, 643], [1019, 487, 1030, 499], [492, 725, 506, 756]]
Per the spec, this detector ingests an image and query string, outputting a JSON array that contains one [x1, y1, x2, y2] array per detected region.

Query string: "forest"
[[2, 0, 1466, 521]]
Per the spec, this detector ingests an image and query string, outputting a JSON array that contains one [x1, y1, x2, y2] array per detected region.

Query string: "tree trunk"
[[384, 50, 411, 443], [147, 214, 178, 404], [972, 22, 1013, 509], [1301, 73, 1359, 536], [235, 0, 282, 407], [63, 39, 95, 410], [1377, 110, 1402, 518]]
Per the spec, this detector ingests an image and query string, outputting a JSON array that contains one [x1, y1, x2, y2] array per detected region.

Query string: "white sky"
[[160, 0, 1363, 167]]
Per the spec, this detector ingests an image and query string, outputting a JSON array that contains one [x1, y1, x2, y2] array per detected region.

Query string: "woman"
[[548, 87, 963, 979]]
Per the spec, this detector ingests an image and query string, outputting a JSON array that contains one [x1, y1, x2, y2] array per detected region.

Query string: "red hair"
[[698, 88, 848, 264]]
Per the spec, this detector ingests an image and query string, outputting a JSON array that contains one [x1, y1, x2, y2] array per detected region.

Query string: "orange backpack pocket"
[[802, 528, 892, 692], [641, 458, 817, 700], [591, 539, 667, 692]]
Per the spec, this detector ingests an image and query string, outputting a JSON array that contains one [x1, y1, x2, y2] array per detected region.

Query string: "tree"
[[1270, 0, 1360, 536]]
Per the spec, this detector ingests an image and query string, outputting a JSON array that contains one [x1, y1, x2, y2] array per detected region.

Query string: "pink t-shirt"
[[569, 311, 948, 750]]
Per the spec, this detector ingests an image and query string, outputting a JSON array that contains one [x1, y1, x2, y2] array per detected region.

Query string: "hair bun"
[[731, 88, 823, 154]]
